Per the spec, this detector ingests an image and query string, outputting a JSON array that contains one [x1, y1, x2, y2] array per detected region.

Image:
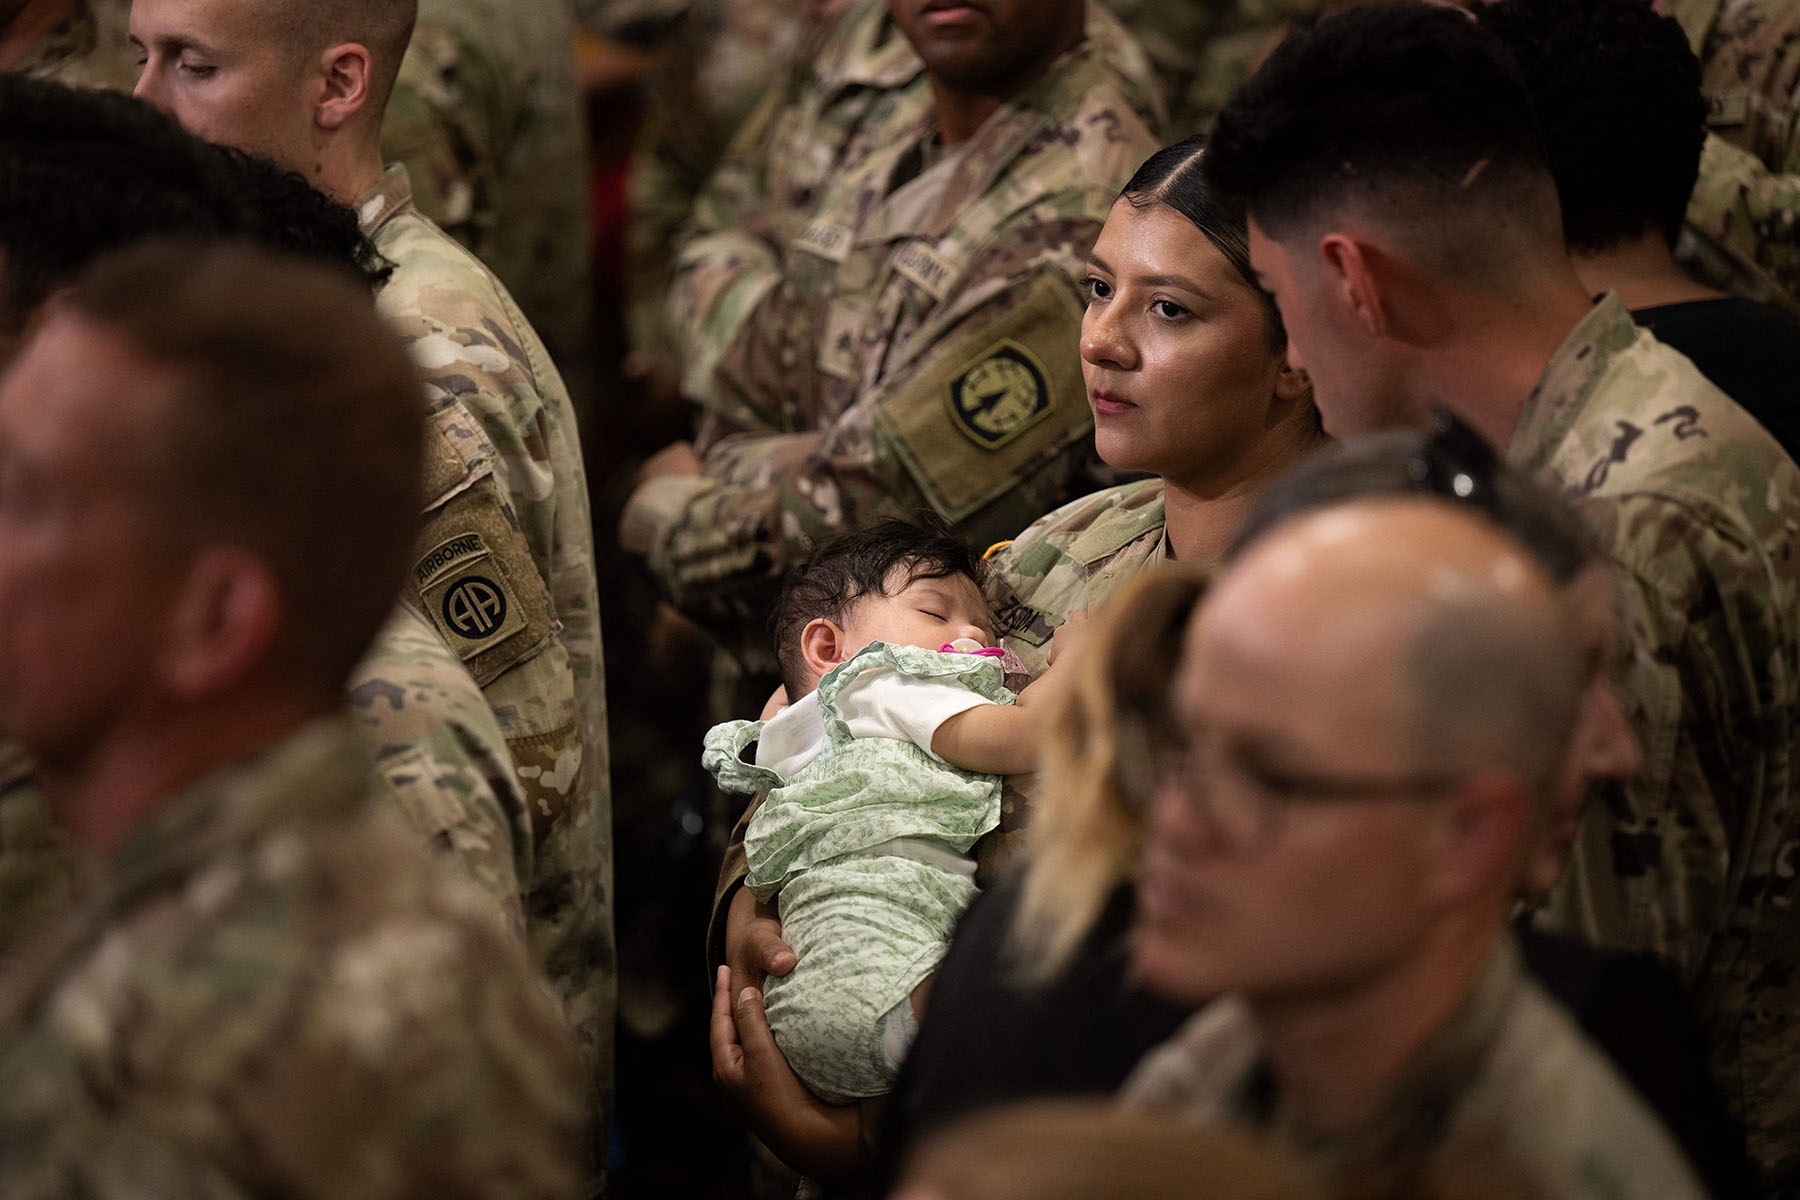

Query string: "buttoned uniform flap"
[[873, 272, 1090, 522], [414, 410, 560, 688]]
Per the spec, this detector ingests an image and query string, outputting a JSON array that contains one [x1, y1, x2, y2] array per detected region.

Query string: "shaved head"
[[1212, 498, 1582, 793], [265, 0, 416, 113]]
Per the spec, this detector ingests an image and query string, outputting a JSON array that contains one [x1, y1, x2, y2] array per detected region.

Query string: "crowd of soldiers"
[[1, 0, 1799, 1196]]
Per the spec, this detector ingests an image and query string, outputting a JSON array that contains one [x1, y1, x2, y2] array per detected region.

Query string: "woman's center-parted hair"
[[770, 514, 990, 698], [1117, 134, 1286, 352]]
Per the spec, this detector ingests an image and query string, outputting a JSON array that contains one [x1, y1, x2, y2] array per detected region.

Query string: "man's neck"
[[925, 7, 1085, 146], [1250, 921, 1498, 1136], [1163, 410, 1328, 564], [40, 696, 320, 857], [1572, 234, 1725, 312], [0, 0, 78, 70], [311, 134, 387, 207], [1413, 270, 1597, 452]]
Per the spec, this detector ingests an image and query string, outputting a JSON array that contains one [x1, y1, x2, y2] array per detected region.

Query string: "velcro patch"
[[947, 340, 1053, 449], [874, 272, 1089, 521], [891, 239, 957, 301], [417, 533, 529, 656], [795, 219, 853, 263]]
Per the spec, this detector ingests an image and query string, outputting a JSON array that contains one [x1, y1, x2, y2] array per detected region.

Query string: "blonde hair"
[[1010, 565, 1212, 978]]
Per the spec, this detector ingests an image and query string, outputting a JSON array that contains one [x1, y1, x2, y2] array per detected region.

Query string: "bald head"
[[1205, 498, 1582, 793]]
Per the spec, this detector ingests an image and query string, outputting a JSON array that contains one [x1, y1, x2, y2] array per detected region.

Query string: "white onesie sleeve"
[[831, 667, 997, 760]]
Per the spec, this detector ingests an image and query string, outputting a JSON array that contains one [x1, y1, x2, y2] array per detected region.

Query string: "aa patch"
[[947, 340, 1053, 450], [415, 532, 529, 658]]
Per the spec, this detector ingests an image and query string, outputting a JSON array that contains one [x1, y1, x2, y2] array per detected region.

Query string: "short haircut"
[[1203, 3, 1562, 280], [62, 241, 423, 700], [1120, 134, 1286, 351], [270, 0, 417, 117], [771, 515, 988, 697], [1475, 0, 1706, 254], [1402, 567, 1584, 790], [0, 75, 388, 335], [1229, 430, 1601, 584]]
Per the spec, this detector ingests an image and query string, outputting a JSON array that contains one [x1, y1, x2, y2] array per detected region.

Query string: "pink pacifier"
[[940, 638, 1006, 658]]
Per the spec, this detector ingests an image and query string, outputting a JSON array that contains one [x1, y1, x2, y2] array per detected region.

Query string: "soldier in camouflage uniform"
[[1656, 0, 1800, 310], [622, 0, 1165, 669], [0, 71, 546, 949], [0, 243, 586, 1200], [0, 0, 134, 88], [1206, 6, 1800, 1188], [127, 0, 615, 1157], [382, 0, 599, 416]]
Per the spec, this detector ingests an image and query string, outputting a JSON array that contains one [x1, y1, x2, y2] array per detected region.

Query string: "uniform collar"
[[1505, 292, 1641, 476], [860, 2, 1157, 243], [1245, 938, 1522, 1180], [1064, 478, 1167, 567], [353, 164, 418, 239], [823, 3, 923, 93]]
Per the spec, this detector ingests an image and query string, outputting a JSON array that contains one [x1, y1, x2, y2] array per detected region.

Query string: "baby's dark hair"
[[771, 514, 988, 697]]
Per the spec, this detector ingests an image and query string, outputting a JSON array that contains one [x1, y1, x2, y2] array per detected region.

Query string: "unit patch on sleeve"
[[417, 532, 530, 657], [947, 340, 1053, 449]]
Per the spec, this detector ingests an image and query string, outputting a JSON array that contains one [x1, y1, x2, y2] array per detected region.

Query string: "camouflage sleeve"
[[1544, 497, 1782, 983], [347, 604, 533, 941], [622, 255, 1096, 657], [659, 79, 797, 388], [1680, 132, 1800, 312]]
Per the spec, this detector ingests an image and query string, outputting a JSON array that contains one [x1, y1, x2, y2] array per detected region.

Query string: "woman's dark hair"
[[770, 513, 987, 696], [1119, 134, 1285, 351]]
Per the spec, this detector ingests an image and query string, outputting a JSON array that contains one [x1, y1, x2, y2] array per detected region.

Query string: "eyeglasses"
[[1118, 713, 1463, 852], [1408, 406, 1500, 515]]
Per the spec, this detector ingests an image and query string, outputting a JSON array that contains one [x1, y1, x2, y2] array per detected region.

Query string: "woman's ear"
[[1274, 360, 1312, 404], [799, 617, 847, 683]]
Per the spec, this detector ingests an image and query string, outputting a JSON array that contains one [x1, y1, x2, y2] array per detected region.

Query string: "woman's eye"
[[177, 59, 216, 78], [1151, 299, 1190, 320], [1083, 277, 1113, 303]]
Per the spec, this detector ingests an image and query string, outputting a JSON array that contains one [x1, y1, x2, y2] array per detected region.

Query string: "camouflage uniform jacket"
[[382, 0, 598, 413], [1507, 291, 1800, 1189], [0, 719, 586, 1200], [1104, 0, 1321, 136], [360, 174, 614, 1142], [623, 1, 1165, 662], [3, 0, 136, 90], [624, 0, 815, 367], [1122, 940, 1709, 1199], [985, 476, 1169, 679], [1657, 0, 1800, 311]]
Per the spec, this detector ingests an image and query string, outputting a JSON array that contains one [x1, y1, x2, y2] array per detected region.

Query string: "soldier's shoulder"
[[1471, 978, 1710, 1199], [995, 478, 1167, 574], [375, 208, 515, 324]]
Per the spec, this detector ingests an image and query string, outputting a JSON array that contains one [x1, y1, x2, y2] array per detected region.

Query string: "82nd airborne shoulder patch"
[[947, 339, 1054, 450]]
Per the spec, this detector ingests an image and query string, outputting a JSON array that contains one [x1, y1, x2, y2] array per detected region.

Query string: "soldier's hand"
[[637, 440, 704, 484], [711, 966, 863, 1180], [725, 885, 796, 995]]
